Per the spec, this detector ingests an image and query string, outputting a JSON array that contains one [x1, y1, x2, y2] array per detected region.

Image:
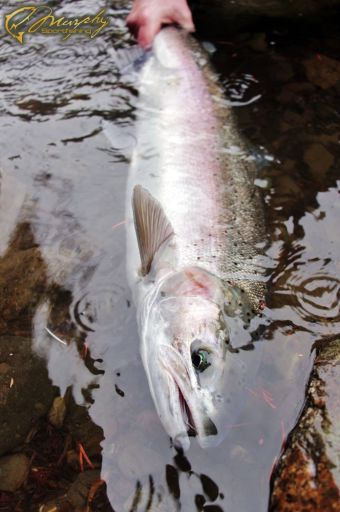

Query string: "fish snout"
[[158, 345, 218, 446]]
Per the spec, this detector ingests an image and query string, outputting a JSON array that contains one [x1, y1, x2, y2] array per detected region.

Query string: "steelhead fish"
[[125, 27, 267, 450]]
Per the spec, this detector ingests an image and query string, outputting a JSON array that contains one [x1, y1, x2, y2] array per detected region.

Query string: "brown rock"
[[276, 62, 294, 82], [278, 82, 314, 105], [304, 143, 335, 177], [48, 396, 66, 429], [248, 32, 267, 52], [0, 223, 73, 455], [270, 338, 340, 511], [37, 496, 73, 512], [304, 54, 340, 90], [275, 175, 303, 198], [0, 222, 47, 334], [194, 1, 340, 37], [0, 336, 57, 456], [0, 453, 30, 492], [64, 399, 104, 459], [66, 470, 101, 509]]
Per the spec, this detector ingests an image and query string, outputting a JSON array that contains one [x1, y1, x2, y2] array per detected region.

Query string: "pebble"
[[48, 396, 66, 428], [248, 33, 267, 52], [304, 143, 335, 177], [0, 453, 30, 492], [66, 469, 101, 509], [304, 54, 340, 90], [270, 338, 340, 511]]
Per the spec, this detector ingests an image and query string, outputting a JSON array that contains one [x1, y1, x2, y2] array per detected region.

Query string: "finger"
[[174, 6, 195, 32], [126, 20, 138, 38], [138, 20, 161, 49], [126, 9, 138, 27]]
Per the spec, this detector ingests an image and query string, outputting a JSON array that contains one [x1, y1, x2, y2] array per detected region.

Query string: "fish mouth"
[[154, 346, 218, 448], [176, 382, 218, 442], [177, 385, 197, 437]]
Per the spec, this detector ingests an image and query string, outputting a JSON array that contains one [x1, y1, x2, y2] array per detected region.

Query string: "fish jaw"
[[159, 343, 221, 447], [140, 342, 191, 450], [139, 283, 228, 450], [141, 339, 220, 451]]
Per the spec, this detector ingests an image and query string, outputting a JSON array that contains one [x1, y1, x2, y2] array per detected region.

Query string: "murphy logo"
[[4, 5, 109, 44]]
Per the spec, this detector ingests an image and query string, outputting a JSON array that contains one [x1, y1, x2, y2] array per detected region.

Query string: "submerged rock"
[[270, 337, 340, 511], [0, 223, 59, 455], [0, 222, 47, 335], [303, 54, 340, 90], [194, 0, 340, 17], [66, 469, 101, 509], [0, 453, 30, 492], [0, 335, 57, 456], [193, 0, 340, 35], [304, 143, 335, 178], [48, 396, 67, 429]]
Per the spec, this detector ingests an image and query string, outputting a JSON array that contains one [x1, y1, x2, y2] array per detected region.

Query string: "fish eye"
[[192, 349, 210, 372]]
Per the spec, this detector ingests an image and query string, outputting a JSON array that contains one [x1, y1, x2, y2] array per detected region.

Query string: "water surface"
[[0, 1, 339, 510]]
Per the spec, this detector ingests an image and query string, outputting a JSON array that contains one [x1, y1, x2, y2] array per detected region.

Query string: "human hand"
[[126, 0, 195, 48]]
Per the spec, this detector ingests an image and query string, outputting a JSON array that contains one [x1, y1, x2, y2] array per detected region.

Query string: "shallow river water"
[[0, 1, 339, 511]]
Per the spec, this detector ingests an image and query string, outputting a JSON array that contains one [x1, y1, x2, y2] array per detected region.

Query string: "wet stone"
[[0, 336, 57, 456], [304, 143, 335, 177], [195, 0, 340, 38], [0, 453, 30, 492], [64, 399, 104, 460], [274, 175, 303, 199], [278, 83, 315, 110], [248, 32, 267, 52], [304, 54, 340, 90], [0, 222, 47, 334], [48, 396, 67, 429], [37, 496, 74, 512], [66, 469, 101, 509], [270, 338, 340, 511], [272, 58, 294, 83]]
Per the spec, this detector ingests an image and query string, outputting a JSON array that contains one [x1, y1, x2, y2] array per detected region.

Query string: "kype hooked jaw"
[[178, 383, 196, 437], [177, 346, 214, 437]]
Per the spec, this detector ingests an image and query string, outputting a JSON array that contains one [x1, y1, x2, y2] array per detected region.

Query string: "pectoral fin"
[[132, 185, 174, 276]]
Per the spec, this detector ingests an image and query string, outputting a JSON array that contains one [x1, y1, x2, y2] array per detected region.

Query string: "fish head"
[[140, 288, 230, 451]]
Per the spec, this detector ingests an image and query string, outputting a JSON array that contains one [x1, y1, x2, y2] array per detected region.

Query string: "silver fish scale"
[[126, 28, 267, 311]]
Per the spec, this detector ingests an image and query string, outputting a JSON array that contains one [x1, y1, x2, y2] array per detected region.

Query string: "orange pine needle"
[[247, 386, 277, 409], [246, 387, 260, 398], [78, 443, 95, 470], [261, 388, 277, 410], [112, 219, 127, 230], [86, 479, 105, 510], [79, 449, 84, 472]]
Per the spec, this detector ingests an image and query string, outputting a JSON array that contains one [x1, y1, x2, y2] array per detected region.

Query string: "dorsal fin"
[[132, 185, 174, 276]]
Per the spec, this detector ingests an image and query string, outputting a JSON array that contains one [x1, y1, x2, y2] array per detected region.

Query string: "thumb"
[[137, 20, 161, 48], [175, 6, 195, 32]]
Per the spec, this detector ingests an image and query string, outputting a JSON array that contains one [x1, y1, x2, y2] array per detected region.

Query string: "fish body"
[[126, 28, 266, 450]]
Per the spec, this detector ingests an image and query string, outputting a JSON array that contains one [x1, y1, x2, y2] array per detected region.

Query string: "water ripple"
[[293, 275, 340, 324]]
